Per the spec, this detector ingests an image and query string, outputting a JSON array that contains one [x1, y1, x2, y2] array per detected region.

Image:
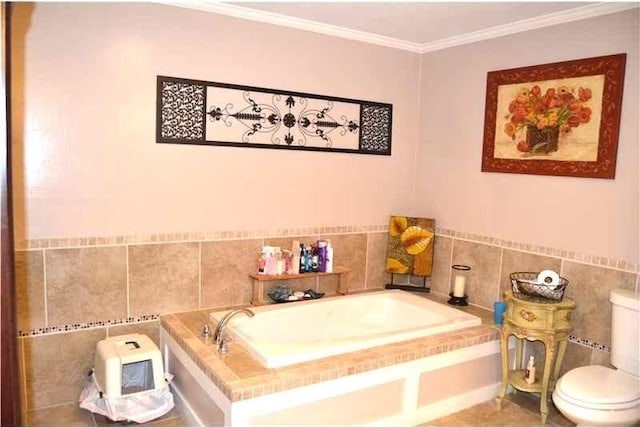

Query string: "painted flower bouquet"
[[503, 84, 592, 155]]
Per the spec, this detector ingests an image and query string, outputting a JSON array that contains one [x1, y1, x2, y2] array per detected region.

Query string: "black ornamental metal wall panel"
[[156, 76, 392, 155]]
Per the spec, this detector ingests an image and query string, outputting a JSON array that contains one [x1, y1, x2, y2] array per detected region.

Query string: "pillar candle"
[[453, 275, 466, 297]]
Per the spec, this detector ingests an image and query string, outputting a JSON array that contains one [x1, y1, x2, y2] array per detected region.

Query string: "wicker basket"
[[510, 272, 568, 303]]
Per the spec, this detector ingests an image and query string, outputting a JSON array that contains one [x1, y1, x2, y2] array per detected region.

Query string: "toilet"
[[552, 288, 640, 427]]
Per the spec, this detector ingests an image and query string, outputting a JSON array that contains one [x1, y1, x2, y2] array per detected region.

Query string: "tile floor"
[[425, 391, 573, 426], [25, 391, 574, 426]]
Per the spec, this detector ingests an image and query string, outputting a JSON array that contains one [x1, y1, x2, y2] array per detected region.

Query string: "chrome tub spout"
[[213, 308, 255, 353]]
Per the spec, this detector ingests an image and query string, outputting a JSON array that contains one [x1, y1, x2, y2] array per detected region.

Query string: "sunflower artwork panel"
[[385, 216, 435, 277]]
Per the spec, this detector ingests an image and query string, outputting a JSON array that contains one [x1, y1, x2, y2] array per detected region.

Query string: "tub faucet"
[[213, 308, 255, 354]]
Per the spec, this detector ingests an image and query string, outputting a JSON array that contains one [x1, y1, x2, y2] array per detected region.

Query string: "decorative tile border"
[[569, 335, 610, 353], [17, 314, 160, 337], [436, 227, 639, 274], [16, 224, 638, 273], [15, 225, 389, 251]]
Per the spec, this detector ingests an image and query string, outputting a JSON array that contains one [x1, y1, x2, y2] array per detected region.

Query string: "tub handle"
[[202, 321, 211, 340]]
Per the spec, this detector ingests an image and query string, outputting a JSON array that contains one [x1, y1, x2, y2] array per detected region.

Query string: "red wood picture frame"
[[481, 54, 626, 179]]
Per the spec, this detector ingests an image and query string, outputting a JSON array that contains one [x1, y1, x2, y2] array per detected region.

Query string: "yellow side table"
[[496, 290, 576, 423]]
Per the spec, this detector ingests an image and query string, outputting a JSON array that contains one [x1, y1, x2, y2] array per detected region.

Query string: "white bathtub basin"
[[210, 290, 481, 368]]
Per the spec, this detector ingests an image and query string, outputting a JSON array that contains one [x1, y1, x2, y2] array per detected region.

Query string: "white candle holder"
[[448, 264, 471, 306]]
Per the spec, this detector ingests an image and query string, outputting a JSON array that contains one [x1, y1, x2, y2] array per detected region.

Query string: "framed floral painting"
[[481, 54, 626, 179]]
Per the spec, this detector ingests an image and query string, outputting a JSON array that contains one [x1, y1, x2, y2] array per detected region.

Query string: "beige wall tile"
[[107, 320, 160, 348], [317, 274, 338, 296], [15, 250, 46, 331], [499, 250, 562, 299], [365, 232, 390, 289], [559, 341, 593, 376], [129, 243, 199, 316], [590, 347, 611, 367], [451, 240, 502, 309], [323, 234, 367, 291], [23, 328, 106, 409], [562, 261, 636, 347], [264, 235, 313, 255], [46, 247, 127, 325], [201, 239, 262, 309], [431, 236, 453, 296]]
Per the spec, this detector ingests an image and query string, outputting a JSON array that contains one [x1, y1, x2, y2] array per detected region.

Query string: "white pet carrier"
[[79, 333, 174, 423]]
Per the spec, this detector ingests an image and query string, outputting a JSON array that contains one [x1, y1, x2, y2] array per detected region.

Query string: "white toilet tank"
[[609, 288, 640, 376]]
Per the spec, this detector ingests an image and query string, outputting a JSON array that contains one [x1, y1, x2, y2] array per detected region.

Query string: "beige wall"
[[11, 3, 421, 241], [416, 9, 639, 265], [12, 5, 639, 262]]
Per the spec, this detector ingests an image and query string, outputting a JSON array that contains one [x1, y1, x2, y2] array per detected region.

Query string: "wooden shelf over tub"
[[249, 266, 351, 306]]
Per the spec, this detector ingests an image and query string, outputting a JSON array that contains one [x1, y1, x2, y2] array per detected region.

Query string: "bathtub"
[[210, 290, 481, 368]]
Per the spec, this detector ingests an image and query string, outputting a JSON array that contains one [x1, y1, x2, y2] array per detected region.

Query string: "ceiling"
[[233, 2, 592, 44], [175, 2, 637, 52]]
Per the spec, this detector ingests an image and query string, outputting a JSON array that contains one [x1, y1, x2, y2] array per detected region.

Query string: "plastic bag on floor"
[[79, 372, 174, 423]]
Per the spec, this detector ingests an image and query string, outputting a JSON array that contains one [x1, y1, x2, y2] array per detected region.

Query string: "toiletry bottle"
[[299, 243, 306, 273], [263, 246, 274, 275], [257, 248, 267, 274], [304, 247, 312, 272], [310, 243, 319, 272], [317, 240, 327, 272], [283, 250, 293, 275], [325, 242, 333, 273], [525, 355, 535, 384], [292, 241, 301, 274], [275, 248, 284, 275], [292, 252, 300, 275]]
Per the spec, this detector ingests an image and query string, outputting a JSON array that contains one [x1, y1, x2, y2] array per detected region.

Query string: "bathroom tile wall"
[[201, 239, 263, 308], [14, 226, 639, 410], [432, 231, 639, 377], [46, 247, 128, 325], [128, 243, 200, 316]]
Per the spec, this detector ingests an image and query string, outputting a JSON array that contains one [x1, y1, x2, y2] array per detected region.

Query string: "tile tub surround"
[[159, 299, 500, 426], [161, 299, 499, 402], [12, 225, 640, 412]]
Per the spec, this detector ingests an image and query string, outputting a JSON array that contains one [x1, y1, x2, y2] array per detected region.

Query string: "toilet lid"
[[557, 365, 640, 406]]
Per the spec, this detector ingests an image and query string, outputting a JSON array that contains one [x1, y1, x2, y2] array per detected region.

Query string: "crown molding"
[[419, 2, 640, 53], [160, 1, 425, 53], [161, 2, 639, 54]]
